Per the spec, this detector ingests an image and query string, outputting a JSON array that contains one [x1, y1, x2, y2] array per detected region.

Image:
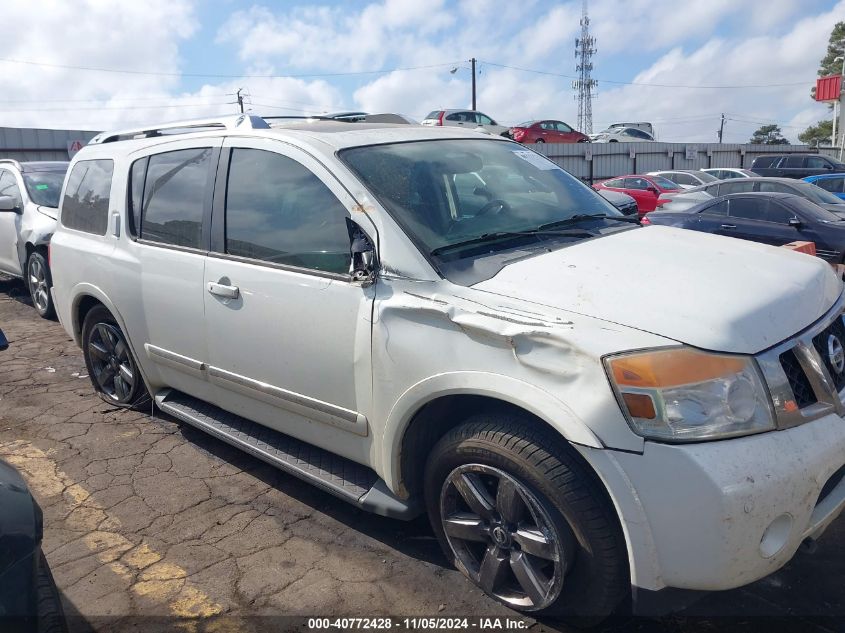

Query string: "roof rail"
[[89, 114, 270, 145], [0, 159, 22, 171]]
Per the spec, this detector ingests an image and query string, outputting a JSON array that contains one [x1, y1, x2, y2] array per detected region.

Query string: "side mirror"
[[788, 217, 802, 228], [0, 328, 8, 352], [0, 195, 18, 213], [347, 219, 377, 286], [824, 164, 834, 170], [647, 186, 658, 194]]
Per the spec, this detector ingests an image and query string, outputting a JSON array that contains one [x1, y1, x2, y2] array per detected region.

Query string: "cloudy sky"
[[2, 0, 843, 142]]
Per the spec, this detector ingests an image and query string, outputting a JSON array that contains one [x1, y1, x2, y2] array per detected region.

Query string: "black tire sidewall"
[[26, 250, 55, 319], [81, 306, 143, 407], [424, 419, 626, 619]]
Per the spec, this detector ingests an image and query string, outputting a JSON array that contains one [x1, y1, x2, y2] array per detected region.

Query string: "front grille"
[[812, 316, 845, 392], [779, 349, 817, 408]]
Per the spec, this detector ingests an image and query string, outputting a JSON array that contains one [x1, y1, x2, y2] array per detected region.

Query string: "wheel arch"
[[382, 372, 603, 498]]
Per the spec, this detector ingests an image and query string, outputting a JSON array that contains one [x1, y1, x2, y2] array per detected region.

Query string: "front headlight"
[[605, 347, 775, 442]]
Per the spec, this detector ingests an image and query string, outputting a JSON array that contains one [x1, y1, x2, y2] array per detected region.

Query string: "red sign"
[[816, 75, 842, 102]]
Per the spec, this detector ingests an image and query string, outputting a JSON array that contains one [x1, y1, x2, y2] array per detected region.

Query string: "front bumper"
[[583, 411, 845, 592]]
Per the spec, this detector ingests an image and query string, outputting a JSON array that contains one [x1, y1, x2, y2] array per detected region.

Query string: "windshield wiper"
[[430, 228, 594, 257], [539, 214, 641, 230]]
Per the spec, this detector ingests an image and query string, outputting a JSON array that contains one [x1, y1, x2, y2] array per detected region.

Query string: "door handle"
[[720, 224, 737, 229], [207, 281, 240, 299]]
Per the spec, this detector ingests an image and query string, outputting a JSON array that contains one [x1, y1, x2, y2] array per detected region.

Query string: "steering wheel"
[[475, 198, 512, 217]]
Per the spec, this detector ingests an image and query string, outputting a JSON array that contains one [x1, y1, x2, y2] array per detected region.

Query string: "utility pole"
[[470, 58, 477, 110], [573, 0, 597, 134], [717, 113, 726, 143], [236, 88, 244, 114], [839, 55, 845, 160]]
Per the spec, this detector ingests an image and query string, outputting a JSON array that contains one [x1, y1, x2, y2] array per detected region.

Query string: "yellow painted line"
[[0, 440, 224, 618]]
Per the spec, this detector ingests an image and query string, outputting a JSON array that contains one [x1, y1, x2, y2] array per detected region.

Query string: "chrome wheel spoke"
[[97, 367, 115, 390], [114, 339, 128, 360], [510, 550, 550, 607], [513, 528, 557, 561], [478, 546, 510, 593], [443, 513, 488, 542], [89, 341, 109, 360], [452, 472, 495, 520], [496, 478, 525, 524], [118, 363, 134, 385]]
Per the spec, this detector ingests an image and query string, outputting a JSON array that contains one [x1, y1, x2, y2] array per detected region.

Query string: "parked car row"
[[4, 114, 845, 624]]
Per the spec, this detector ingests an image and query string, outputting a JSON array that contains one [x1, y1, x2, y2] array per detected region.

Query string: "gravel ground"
[[1, 277, 843, 633]]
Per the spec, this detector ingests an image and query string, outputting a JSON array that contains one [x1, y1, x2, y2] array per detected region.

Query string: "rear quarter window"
[[61, 159, 114, 235]]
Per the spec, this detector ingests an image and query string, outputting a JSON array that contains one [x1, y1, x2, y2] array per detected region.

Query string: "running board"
[[155, 389, 420, 520]]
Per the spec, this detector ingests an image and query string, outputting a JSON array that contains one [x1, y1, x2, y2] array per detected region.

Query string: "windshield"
[[341, 139, 624, 269], [23, 171, 67, 207], [797, 181, 845, 205]]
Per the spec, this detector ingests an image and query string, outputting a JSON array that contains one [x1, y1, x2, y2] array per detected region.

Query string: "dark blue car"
[[644, 192, 845, 262], [804, 173, 845, 201]]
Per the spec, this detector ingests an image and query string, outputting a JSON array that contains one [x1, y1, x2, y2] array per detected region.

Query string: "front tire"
[[82, 306, 148, 408], [26, 250, 55, 319], [535, 139, 545, 144], [424, 414, 628, 622]]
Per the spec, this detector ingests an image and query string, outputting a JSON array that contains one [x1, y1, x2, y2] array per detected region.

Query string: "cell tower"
[[573, 0, 597, 134]]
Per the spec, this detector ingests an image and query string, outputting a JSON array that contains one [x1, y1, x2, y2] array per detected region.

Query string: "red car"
[[509, 120, 589, 144], [593, 174, 681, 215]]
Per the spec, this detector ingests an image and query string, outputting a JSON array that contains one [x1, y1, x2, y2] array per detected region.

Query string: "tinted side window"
[[128, 157, 148, 237], [719, 181, 755, 195], [764, 201, 794, 224], [753, 156, 777, 168], [728, 197, 766, 220], [758, 181, 792, 194], [806, 156, 828, 169], [556, 122, 573, 132], [701, 200, 728, 215], [783, 155, 803, 168], [476, 113, 494, 125], [671, 173, 695, 185], [225, 148, 351, 275], [625, 177, 649, 190], [603, 178, 624, 188], [0, 171, 22, 208], [816, 177, 844, 193], [61, 159, 113, 235]]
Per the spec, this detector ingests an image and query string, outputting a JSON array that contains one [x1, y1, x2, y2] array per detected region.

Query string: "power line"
[[481, 61, 810, 89], [0, 56, 461, 79], [0, 102, 232, 112]]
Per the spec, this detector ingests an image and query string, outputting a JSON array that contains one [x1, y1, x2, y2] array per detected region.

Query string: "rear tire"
[[26, 250, 55, 320], [82, 306, 149, 408], [535, 139, 545, 144], [424, 414, 628, 623]]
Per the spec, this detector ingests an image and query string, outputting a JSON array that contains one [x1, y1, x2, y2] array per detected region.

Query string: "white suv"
[[0, 160, 69, 318], [50, 114, 845, 620]]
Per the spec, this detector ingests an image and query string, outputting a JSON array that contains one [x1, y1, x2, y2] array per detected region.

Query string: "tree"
[[799, 119, 834, 146], [811, 22, 845, 101], [750, 124, 790, 145]]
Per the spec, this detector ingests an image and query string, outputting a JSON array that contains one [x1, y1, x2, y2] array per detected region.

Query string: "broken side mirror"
[[347, 219, 377, 286], [0, 328, 8, 351]]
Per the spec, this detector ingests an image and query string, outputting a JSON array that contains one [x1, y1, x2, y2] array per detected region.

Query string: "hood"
[[37, 205, 57, 220], [473, 226, 842, 354]]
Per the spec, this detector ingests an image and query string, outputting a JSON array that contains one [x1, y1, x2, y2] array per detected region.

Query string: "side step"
[[155, 389, 421, 520]]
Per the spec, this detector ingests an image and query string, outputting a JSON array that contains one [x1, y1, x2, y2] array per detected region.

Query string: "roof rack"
[[88, 114, 271, 145], [0, 159, 22, 171]]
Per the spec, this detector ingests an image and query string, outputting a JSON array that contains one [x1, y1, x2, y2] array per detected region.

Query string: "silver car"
[[421, 109, 510, 136], [0, 159, 69, 318]]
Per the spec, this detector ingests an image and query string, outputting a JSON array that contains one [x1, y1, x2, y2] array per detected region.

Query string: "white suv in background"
[[50, 114, 845, 621], [421, 109, 510, 136], [0, 159, 69, 318]]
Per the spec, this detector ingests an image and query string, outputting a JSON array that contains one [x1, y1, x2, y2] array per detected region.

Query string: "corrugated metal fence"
[[534, 142, 815, 184], [0, 127, 99, 161]]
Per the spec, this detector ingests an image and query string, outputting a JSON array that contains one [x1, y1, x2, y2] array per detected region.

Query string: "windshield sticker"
[[512, 150, 558, 170], [35, 184, 49, 190]]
